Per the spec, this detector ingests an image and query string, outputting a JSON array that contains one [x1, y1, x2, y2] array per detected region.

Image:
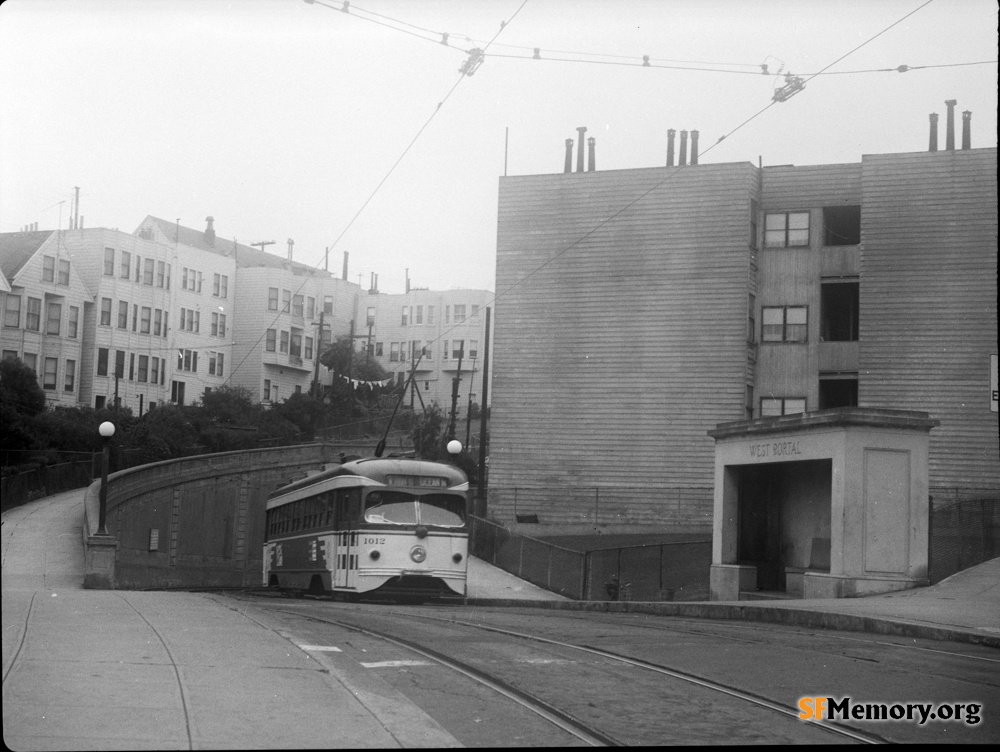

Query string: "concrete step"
[[739, 590, 800, 601]]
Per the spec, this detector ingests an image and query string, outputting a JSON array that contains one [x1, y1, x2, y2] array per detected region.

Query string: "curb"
[[463, 598, 1000, 649]]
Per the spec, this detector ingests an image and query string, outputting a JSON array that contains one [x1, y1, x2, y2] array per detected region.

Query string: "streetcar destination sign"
[[386, 474, 449, 488]]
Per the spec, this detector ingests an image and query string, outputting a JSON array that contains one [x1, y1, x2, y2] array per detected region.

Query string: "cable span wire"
[[221, 0, 529, 389], [458, 0, 943, 325]]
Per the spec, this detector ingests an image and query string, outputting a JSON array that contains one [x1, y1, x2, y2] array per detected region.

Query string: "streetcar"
[[263, 456, 470, 600]]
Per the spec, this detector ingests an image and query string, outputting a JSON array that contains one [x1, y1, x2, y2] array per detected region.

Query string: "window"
[[114, 350, 126, 379], [746, 384, 754, 419], [157, 260, 166, 287], [375, 342, 384, 357], [143, 257, 154, 285], [120, 251, 131, 279], [4, 295, 21, 327], [292, 295, 303, 317], [97, 348, 109, 376], [471, 304, 480, 319], [263, 379, 272, 402], [213, 273, 228, 298], [305, 337, 313, 360], [764, 211, 810, 248], [211, 312, 226, 337], [64, 360, 76, 392], [135, 256, 142, 282], [442, 340, 448, 360], [95, 396, 106, 409], [100, 298, 112, 326], [68, 306, 79, 338], [42, 255, 55, 282], [58, 259, 70, 285], [468, 340, 478, 359], [282, 290, 291, 313], [454, 304, 467, 323], [451, 340, 465, 359], [290, 331, 302, 358], [131, 304, 138, 332], [401, 307, 409, 326], [268, 287, 279, 311], [177, 349, 198, 373], [748, 294, 756, 343], [820, 282, 859, 342], [390, 342, 400, 362], [823, 205, 861, 246], [140, 307, 152, 334], [138, 355, 149, 382], [43, 358, 58, 390], [46, 302, 61, 335], [104, 248, 115, 276], [165, 263, 171, 290], [151, 357, 160, 385], [445, 305, 451, 324], [23, 353, 37, 374], [118, 300, 129, 329], [760, 397, 807, 417], [306, 296, 315, 319], [209, 352, 224, 377], [266, 328, 277, 352], [129, 353, 135, 380], [279, 330, 289, 354], [820, 377, 858, 410], [153, 309, 163, 336], [762, 306, 807, 343], [26, 297, 41, 331], [426, 306, 434, 325], [413, 340, 422, 360], [2, 350, 17, 360], [415, 305, 423, 324], [180, 308, 199, 332], [323, 295, 333, 315]]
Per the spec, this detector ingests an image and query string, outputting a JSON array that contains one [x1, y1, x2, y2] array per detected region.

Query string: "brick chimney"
[[204, 216, 216, 246]]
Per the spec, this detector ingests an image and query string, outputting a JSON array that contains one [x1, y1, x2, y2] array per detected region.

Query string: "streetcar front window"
[[364, 491, 417, 525], [418, 494, 466, 528]]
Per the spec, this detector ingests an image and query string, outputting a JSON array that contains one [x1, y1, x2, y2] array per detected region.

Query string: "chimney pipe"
[[374, 273, 378, 292], [929, 113, 939, 151], [564, 138, 574, 173], [204, 216, 216, 246], [690, 130, 700, 165], [945, 99, 957, 150], [587, 137, 596, 171], [406, 268, 410, 293], [576, 126, 587, 172], [679, 130, 688, 166], [666, 129, 676, 166], [73, 186, 80, 231], [287, 238, 294, 261], [370, 272, 374, 291], [961, 110, 971, 150], [342, 251, 349, 280]]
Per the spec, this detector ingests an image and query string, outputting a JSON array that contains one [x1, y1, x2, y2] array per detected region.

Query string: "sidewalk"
[[3, 490, 997, 750]]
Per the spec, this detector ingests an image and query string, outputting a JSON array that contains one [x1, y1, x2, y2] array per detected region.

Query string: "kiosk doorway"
[[736, 459, 832, 595]]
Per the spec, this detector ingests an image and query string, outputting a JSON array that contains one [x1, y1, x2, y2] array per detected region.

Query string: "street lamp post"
[[97, 421, 115, 535]]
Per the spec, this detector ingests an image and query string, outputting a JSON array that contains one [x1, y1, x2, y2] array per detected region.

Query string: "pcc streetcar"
[[263, 456, 470, 600]]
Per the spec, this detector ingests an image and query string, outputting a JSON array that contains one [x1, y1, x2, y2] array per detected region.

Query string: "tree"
[[321, 338, 389, 383], [0, 358, 46, 417], [271, 392, 322, 439], [410, 403, 445, 460]]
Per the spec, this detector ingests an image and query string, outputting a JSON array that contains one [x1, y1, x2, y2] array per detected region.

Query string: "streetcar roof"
[[266, 457, 468, 507]]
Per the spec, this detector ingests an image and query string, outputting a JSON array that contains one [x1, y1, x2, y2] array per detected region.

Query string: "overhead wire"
[[222, 0, 530, 391]]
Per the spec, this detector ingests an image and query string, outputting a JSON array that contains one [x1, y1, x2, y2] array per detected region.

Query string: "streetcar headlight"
[[369, 550, 380, 560], [410, 546, 427, 563], [452, 553, 463, 563]]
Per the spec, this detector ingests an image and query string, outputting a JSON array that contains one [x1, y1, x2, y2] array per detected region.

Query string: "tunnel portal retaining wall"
[[83, 443, 368, 589]]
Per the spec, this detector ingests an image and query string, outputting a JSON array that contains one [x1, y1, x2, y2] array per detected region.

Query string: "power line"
[[222, 0, 529, 389]]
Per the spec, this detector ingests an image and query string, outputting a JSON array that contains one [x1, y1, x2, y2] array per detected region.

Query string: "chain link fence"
[[1, 459, 98, 512], [928, 491, 998, 583]]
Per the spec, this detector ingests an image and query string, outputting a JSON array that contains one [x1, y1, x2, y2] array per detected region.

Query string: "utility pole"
[[465, 359, 477, 449], [250, 240, 275, 254], [312, 311, 327, 398], [448, 343, 464, 440]]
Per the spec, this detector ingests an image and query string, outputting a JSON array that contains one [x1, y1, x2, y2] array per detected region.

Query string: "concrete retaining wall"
[[83, 443, 372, 589]]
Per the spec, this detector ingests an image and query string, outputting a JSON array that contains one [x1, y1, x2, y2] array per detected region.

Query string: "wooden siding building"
[[491, 146, 997, 530]]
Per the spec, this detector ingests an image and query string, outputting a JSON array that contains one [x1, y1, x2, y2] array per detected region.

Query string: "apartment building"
[[491, 119, 997, 528], [358, 287, 493, 423], [0, 229, 91, 407]]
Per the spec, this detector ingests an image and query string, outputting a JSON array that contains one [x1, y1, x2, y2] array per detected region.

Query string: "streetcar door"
[[333, 488, 361, 589]]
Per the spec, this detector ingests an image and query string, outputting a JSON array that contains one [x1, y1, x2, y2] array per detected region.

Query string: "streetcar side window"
[[334, 487, 362, 530]]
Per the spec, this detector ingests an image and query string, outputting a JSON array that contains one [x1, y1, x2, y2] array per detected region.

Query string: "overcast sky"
[[1, 0, 996, 295]]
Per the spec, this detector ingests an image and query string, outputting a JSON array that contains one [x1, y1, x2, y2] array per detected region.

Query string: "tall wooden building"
[[491, 132, 997, 531]]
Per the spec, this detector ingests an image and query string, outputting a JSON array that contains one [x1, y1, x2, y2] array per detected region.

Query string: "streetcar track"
[[1, 591, 36, 686], [114, 594, 194, 751], [260, 600, 883, 745], [267, 606, 620, 746]]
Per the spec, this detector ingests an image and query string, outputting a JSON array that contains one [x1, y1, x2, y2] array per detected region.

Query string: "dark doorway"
[[737, 467, 783, 591]]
